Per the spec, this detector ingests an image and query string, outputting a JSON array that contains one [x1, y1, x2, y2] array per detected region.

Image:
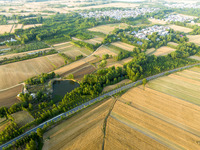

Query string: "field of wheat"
[[0, 56, 64, 90], [148, 18, 167, 25], [111, 42, 135, 51], [88, 23, 129, 34], [168, 25, 192, 33], [92, 45, 118, 58], [187, 35, 200, 45], [153, 46, 176, 56], [109, 100, 200, 150], [0, 25, 13, 34], [84, 37, 104, 45], [43, 98, 114, 150]]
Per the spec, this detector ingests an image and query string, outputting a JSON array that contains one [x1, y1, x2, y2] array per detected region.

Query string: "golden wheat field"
[[92, 45, 118, 58], [145, 48, 156, 56], [43, 98, 114, 150], [149, 18, 167, 25], [121, 86, 200, 135], [88, 23, 129, 34], [0, 25, 13, 34], [10, 24, 23, 33], [84, 37, 104, 45], [105, 116, 170, 150], [23, 24, 42, 29], [111, 42, 135, 51], [168, 25, 193, 33], [187, 35, 200, 45], [54, 55, 97, 77], [109, 100, 200, 150], [153, 46, 176, 56], [0, 55, 64, 90]]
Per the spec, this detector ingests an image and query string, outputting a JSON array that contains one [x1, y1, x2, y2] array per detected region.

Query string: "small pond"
[[52, 80, 79, 100]]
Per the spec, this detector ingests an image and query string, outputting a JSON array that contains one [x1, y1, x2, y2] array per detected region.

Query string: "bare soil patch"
[[0, 84, 22, 107]]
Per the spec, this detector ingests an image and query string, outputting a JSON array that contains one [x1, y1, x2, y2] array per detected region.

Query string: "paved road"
[[1, 63, 200, 149]]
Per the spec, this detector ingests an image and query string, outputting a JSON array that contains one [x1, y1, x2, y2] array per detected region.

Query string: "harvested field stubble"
[[105, 114, 169, 150], [92, 45, 118, 58], [43, 98, 114, 150], [152, 46, 176, 56], [168, 25, 192, 33], [120, 86, 200, 134], [0, 56, 62, 90], [187, 35, 200, 45], [54, 55, 97, 77], [111, 42, 135, 51], [110, 101, 200, 150], [0, 84, 22, 107], [88, 23, 128, 34], [0, 25, 13, 34]]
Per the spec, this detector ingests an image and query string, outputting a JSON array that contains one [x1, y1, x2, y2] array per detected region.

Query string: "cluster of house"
[[128, 25, 170, 41], [79, 8, 159, 20], [164, 14, 194, 23], [164, 3, 200, 9]]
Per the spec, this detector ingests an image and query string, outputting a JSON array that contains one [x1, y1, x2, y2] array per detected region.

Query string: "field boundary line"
[[0, 83, 23, 93], [119, 98, 200, 138], [110, 112, 185, 150], [1, 63, 200, 149], [102, 97, 117, 150]]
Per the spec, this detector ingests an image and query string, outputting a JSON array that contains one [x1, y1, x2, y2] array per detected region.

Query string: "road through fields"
[[1, 63, 200, 149]]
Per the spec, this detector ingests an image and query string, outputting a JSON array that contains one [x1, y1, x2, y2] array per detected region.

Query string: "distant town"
[[79, 8, 160, 20]]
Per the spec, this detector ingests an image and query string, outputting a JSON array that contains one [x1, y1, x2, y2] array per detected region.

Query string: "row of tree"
[[0, 49, 57, 65]]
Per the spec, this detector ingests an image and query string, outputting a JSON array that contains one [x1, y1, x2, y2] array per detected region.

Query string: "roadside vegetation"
[[1, 3, 200, 150]]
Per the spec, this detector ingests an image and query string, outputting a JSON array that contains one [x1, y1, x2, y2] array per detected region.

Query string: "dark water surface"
[[53, 80, 79, 100]]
